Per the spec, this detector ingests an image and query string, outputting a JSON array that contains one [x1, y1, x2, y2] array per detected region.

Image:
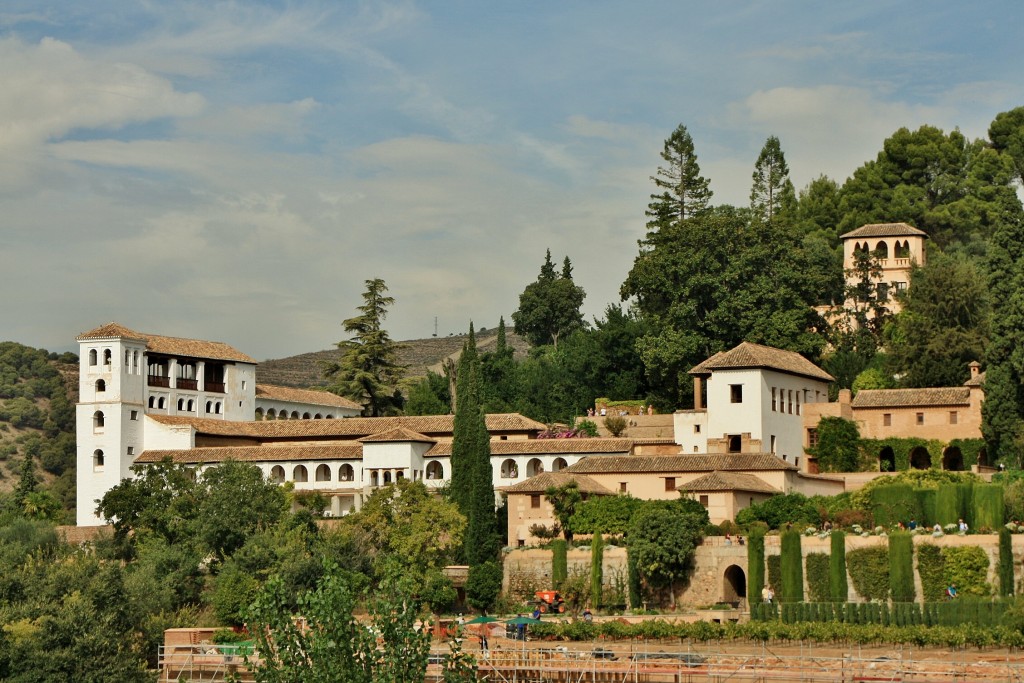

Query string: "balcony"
[[148, 375, 170, 388], [205, 381, 225, 394], [177, 378, 198, 391]]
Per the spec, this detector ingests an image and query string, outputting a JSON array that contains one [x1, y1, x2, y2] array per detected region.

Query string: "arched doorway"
[[910, 446, 931, 470], [723, 565, 747, 607], [879, 446, 896, 472], [943, 446, 965, 471]]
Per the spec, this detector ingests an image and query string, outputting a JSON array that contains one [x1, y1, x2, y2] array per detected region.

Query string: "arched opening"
[[383, 471, 392, 485], [270, 466, 285, 483], [93, 410, 105, 430], [396, 471, 405, 481], [206, 401, 213, 413], [315, 464, 332, 482], [370, 471, 379, 487], [186, 399, 194, 412], [552, 457, 568, 472], [314, 413, 323, 419], [910, 446, 931, 470], [291, 411, 300, 419], [149, 396, 156, 409], [943, 446, 965, 472], [103, 349, 112, 365], [879, 446, 896, 472], [340, 464, 354, 482], [95, 379, 106, 392], [326, 414, 334, 419], [978, 447, 990, 468], [266, 408, 277, 419], [158, 397, 166, 409], [303, 412, 311, 419], [728, 435, 742, 453], [501, 459, 519, 478], [723, 565, 747, 607], [215, 402, 222, 414], [177, 398, 185, 411], [293, 465, 308, 483], [874, 241, 889, 259], [255, 408, 265, 420], [278, 411, 288, 420], [89, 349, 98, 366], [527, 458, 544, 477], [93, 449, 104, 469], [426, 461, 444, 480], [895, 240, 910, 258]]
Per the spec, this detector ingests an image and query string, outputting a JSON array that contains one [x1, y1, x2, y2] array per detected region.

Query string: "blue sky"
[[1, 2, 1021, 360]]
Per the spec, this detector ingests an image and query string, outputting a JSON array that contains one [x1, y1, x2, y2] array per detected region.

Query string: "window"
[[340, 464, 354, 481], [518, 539, 526, 547], [316, 464, 332, 482], [916, 412, 924, 426], [728, 435, 741, 453], [103, 349, 111, 365], [619, 482, 627, 493], [664, 477, 676, 492], [89, 349, 98, 366], [148, 396, 156, 409], [95, 379, 106, 392], [949, 411, 958, 425], [806, 428, 818, 449], [895, 281, 908, 291], [158, 397, 166, 409], [795, 393, 800, 415], [883, 413, 892, 426], [730, 384, 743, 403], [693, 424, 701, 434], [216, 402, 222, 414], [270, 465, 285, 483], [93, 449, 104, 470], [241, 380, 247, 390], [770, 435, 777, 453], [293, 465, 309, 483], [787, 390, 793, 414], [771, 387, 777, 411], [130, 410, 138, 420], [530, 494, 541, 509], [876, 282, 889, 302], [186, 399, 194, 412], [699, 495, 709, 507], [93, 411, 105, 431], [127, 446, 134, 456]]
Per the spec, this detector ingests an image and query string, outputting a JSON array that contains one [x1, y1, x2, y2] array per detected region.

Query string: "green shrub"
[[847, 546, 889, 601], [973, 484, 1004, 531], [780, 531, 804, 603], [917, 544, 946, 603], [626, 546, 641, 609], [941, 545, 990, 597], [999, 527, 1015, 597], [551, 539, 567, 589], [889, 532, 915, 603], [811, 416, 860, 472], [871, 484, 918, 528], [767, 554, 782, 602], [590, 531, 603, 608], [747, 531, 765, 604], [829, 531, 848, 602], [914, 489, 936, 527], [805, 552, 829, 603]]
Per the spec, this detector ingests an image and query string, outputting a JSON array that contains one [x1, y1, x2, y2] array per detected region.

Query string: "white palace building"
[[75, 322, 648, 526]]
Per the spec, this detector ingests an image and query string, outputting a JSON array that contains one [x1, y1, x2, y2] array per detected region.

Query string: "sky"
[[2, 2, 1022, 361]]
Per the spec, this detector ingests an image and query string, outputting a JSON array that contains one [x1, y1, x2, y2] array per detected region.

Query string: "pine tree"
[[512, 250, 586, 348], [750, 135, 796, 224], [646, 123, 712, 233]]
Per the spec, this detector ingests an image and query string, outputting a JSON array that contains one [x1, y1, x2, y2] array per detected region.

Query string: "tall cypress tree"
[[450, 324, 480, 516], [829, 531, 848, 603], [780, 530, 804, 603]]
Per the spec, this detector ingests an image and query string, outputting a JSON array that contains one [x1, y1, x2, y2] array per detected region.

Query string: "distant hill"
[[257, 329, 530, 389]]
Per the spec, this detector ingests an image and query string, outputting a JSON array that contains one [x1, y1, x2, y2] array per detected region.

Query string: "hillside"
[[257, 329, 530, 389]]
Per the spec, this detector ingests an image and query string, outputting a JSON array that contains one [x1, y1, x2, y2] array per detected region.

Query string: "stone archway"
[[910, 446, 932, 470], [943, 446, 965, 471], [879, 446, 896, 472], [723, 565, 747, 607]]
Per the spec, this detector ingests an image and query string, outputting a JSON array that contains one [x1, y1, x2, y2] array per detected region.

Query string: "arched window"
[[314, 413, 323, 419], [133, 351, 140, 372], [326, 414, 334, 419], [215, 402, 222, 414], [93, 449, 104, 469], [291, 411, 300, 419], [293, 465, 308, 482], [315, 464, 332, 482], [148, 396, 156, 409], [255, 408, 265, 420], [103, 349, 112, 365], [125, 350, 131, 366], [552, 457, 568, 472], [93, 410, 105, 431], [270, 465, 285, 483], [158, 397, 166, 409], [501, 459, 519, 478], [95, 379, 106, 392], [874, 241, 888, 259], [89, 349, 98, 366], [303, 412, 311, 419], [527, 458, 543, 477], [266, 408, 277, 419], [426, 461, 444, 480], [177, 398, 185, 411], [206, 401, 213, 413], [340, 464, 354, 482], [278, 411, 287, 420], [396, 471, 405, 480], [186, 399, 194, 412], [370, 471, 379, 487], [383, 471, 392, 485]]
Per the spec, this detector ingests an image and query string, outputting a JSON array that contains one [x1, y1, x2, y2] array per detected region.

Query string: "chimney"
[[838, 388, 852, 406], [969, 361, 981, 379]]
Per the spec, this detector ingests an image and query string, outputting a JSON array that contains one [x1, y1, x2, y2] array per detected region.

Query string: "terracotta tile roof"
[[689, 342, 834, 382], [135, 443, 364, 464], [426, 438, 634, 457], [679, 471, 780, 494], [359, 427, 436, 444], [851, 387, 972, 408], [76, 322, 255, 364], [256, 384, 362, 410], [964, 370, 986, 387], [146, 412, 545, 440], [840, 222, 928, 239], [564, 453, 797, 474], [502, 472, 613, 495]]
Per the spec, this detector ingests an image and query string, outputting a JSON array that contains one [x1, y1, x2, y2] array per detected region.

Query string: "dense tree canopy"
[[512, 250, 586, 348]]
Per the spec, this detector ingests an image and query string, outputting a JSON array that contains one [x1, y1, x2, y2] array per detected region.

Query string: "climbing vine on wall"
[[847, 546, 890, 602], [859, 438, 945, 472]]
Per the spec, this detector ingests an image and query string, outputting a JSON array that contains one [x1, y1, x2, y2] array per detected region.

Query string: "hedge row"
[[527, 618, 1024, 649], [752, 599, 1012, 628]]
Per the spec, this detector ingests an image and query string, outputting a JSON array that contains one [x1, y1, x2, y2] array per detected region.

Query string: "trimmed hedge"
[[917, 543, 946, 603], [999, 528, 1014, 597], [889, 532, 915, 603], [973, 484, 1004, 531], [806, 553, 830, 603], [830, 531, 848, 602], [942, 545, 991, 597], [551, 539, 567, 589], [847, 546, 889, 602], [767, 554, 782, 602], [872, 484, 918, 527], [780, 531, 803, 603], [747, 531, 765, 603]]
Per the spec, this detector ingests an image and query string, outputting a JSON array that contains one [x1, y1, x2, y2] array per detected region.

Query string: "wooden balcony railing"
[[176, 378, 198, 391], [205, 382, 225, 394], [148, 375, 170, 388]]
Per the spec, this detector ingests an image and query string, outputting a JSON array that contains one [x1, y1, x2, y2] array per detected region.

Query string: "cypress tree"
[[829, 531, 848, 603], [780, 530, 804, 603], [13, 452, 38, 511], [999, 527, 1015, 596], [590, 531, 604, 609], [449, 325, 478, 517], [552, 539, 568, 589], [748, 531, 766, 605], [889, 532, 915, 603]]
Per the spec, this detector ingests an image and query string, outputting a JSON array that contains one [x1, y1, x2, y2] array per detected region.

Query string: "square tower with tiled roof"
[[840, 222, 927, 314]]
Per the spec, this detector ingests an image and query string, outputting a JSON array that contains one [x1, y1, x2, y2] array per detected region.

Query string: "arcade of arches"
[[877, 443, 984, 472]]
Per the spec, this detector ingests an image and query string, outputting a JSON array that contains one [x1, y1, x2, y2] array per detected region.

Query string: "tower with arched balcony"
[[840, 222, 927, 314]]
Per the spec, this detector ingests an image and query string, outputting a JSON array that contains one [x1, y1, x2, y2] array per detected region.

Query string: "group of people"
[[587, 405, 654, 417], [723, 533, 745, 546], [761, 585, 776, 604]]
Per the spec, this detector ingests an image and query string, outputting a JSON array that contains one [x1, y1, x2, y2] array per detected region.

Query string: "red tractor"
[[534, 590, 566, 614]]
